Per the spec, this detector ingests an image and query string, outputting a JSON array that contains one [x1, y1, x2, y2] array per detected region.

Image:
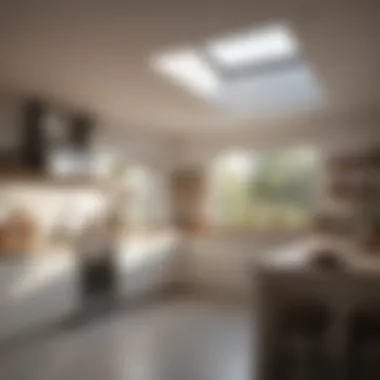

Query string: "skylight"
[[152, 49, 220, 99], [150, 23, 323, 114], [207, 25, 298, 69], [215, 63, 324, 114]]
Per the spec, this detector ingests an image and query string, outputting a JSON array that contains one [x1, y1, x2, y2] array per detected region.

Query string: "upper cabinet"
[[0, 95, 97, 182]]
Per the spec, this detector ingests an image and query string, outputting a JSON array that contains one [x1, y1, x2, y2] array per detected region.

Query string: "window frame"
[[204, 146, 322, 234]]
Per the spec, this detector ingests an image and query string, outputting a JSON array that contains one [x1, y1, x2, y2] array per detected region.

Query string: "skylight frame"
[[151, 49, 221, 99], [206, 24, 299, 70]]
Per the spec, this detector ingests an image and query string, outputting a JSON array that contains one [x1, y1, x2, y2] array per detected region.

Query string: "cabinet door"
[[170, 168, 205, 232]]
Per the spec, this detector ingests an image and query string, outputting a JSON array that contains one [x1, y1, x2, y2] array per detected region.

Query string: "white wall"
[[0, 95, 23, 153], [181, 232, 304, 297]]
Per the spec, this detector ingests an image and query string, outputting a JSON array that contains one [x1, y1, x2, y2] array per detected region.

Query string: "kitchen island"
[[255, 238, 380, 380]]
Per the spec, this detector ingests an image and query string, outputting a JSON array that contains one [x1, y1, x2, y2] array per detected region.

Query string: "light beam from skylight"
[[151, 50, 221, 99], [208, 24, 298, 68]]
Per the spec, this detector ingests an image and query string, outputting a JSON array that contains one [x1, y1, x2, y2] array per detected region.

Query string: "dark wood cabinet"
[[0, 97, 96, 178]]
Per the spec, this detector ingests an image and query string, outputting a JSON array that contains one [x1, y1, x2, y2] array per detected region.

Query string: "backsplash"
[[0, 184, 108, 252]]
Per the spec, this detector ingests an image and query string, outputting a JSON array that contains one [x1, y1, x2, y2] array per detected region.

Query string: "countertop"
[[257, 235, 380, 275]]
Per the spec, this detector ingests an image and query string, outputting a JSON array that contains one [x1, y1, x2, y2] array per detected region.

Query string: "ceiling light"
[[151, 50, 220, 99], [208, 25, 298, 68]]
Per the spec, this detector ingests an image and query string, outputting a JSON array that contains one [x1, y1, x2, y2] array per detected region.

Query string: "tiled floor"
[[0, 299, 251, 380]]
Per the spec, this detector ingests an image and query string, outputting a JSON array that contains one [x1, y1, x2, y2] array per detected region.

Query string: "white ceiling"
[[0, 0, 378, 137]]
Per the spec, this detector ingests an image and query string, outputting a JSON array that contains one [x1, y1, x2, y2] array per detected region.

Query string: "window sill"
[[183, 226, 312, 238]]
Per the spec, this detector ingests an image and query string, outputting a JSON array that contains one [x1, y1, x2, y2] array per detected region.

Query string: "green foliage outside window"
[[213, 148, 318, 229]]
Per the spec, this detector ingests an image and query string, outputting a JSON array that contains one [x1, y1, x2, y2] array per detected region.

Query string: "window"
[[209, 147, 319, 229], [208, 151, 255, 227]]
